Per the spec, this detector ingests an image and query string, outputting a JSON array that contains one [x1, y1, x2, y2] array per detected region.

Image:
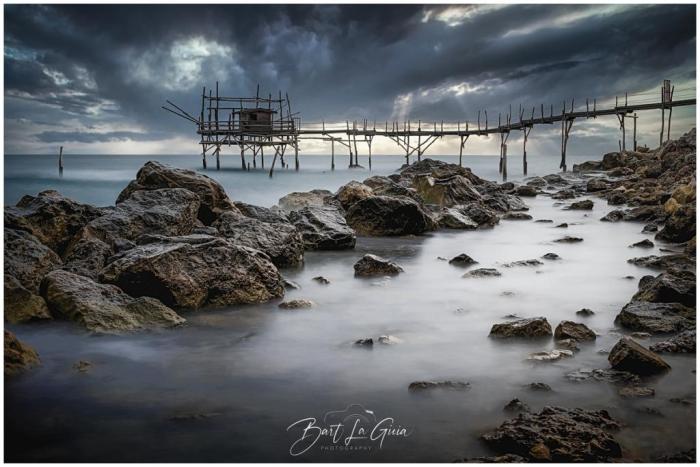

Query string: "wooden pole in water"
[[368, 136, 372, 171], [502, 141, 507, 181], [667, 85, 674, 142], [522, 128, 529, 175], [261, 144, 265, 168], [215, 147, 220, 170], [632, 113, 638, 151], [202, 144, 207, 169], [660, 84, 665, 146], [458, 135, 464, 167], [240, 145, 245, 169], [269, 146, 280, 178], [331, 138, 335, 170], [58, 146, 64, 175]]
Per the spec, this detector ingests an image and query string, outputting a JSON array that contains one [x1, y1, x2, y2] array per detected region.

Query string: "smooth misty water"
[[4, 153, 696, 462]]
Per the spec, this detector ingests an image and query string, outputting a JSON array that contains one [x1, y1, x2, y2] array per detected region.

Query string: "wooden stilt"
[[667, 86, 674, 141], [294, 142, 299, 171], [215, 147, 220, 170], [331, 138, 335, 170], [368, 137, 372, 170], [202, 145, 207, 169], [498, 133, 504, 174], [522, 127, 530, 175], [458, 136, 464, 167], [502, 142, 507, 181], [560, 118, 573, 172], [240, 146, 245, 169], [269, 146, 280, 178], [58, 146, 64, 175], [261, 145, 265, 168]]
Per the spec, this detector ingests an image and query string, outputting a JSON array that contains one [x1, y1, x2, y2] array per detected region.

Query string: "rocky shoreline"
[[4, 129, 696, 462]]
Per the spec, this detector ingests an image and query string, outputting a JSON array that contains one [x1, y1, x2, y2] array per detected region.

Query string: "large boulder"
[[436, 207, 478, 229], [41, 270, 184, 334], [99, 237, 284, 308], [480, 406, 621, 462], [608, 337, 671, 375], [657, 204, 696, 243], [287, 205, 356, 250], [489, 317, 552, 338], [345, 195, 437, 236], [4, 330, 40, 376], [615, 301, 694, 334], [84, 188, 200, 245], [335, 181, 374, 209], [116, 161, 236, 224], [5, 228, 61, 292], [278, 190, 334, 212], [4, 274, 51, 323], [213, 211, 304, 267], [353, 254, 403, 277], [363, 176, 422, 202], [410, 174, 481, 207], [632, 270, 695, 307], [60, 230, 113, 280], [5, 190, 103, 255], [554, 321, 596, 341], [233, 202, 289, 224]]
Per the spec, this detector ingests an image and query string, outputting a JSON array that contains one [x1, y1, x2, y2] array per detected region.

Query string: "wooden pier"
[[164, 80, 695, 178]]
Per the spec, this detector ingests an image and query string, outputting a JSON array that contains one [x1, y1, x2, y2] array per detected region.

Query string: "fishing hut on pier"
[[163, 83, 300, 173]]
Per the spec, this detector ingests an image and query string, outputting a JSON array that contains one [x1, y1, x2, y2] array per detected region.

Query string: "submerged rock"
[[278, 299, 315, 309], [542, 253, 560, 260], [576, 308, 595, 317], [618, 386, 655, 398], [463, 268, 502, 278], [502, 212, 533, 221], [526, 382, 552, 392], [480, 406, 621, 462], [312, 276, 330, 285], [354, 338, 374, 347], [378, 335, 402, 345], [503, 398, 530, 413], [100, 238, 284, 309], [353, 254, 403, 277], [213, 211, 304, 267], [615, 301, 694, 334], [527, 349, 573, 362], [345, 195, 436, 236], [504, 259, 543, 267], [568, 200, 594, 210], [116, 161, 236, 224], [554, 321, 596, 341], [4, 330, 40, 376], [649, 330, 696, 353], [449, 253, 478, 267], [630, 239, 654, 248], [42, 270, 184, 334], [600, 210, 625, 222], [408, 380, 470, 392], [554, 236, 583, 243], [632, 270, 695, 307], [490, 317, 552, 338], [608, 337, 671, 375], [287, 205, 356, 250], [565, 368, 641, 384]]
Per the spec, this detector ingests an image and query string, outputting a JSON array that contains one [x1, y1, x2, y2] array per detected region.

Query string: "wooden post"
[[368, 137, 372, 171], [261, 145, 265, 168], [560, 118, 573, 172], [502, 142, 507, 181], [458, 135, 465, 167], [202, 145, 207, 169], [58, 146, 64, 175], [240, 145, 245, 169], [667, 85, 674, 142], [522, 128, 530, 175], [632, 113, 638, 151], [331, 138, 335, 170], [269, 146, 280, 178], [294, 142, 299, 171], [417, 120, 422, 162], [215, 147, 220, 170], [498, 132, 503, 174]]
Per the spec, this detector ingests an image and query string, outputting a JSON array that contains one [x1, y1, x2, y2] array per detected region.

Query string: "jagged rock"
[[489, 317, 552, 338], [565, 368, 640, 384], [99, 237, 284, 308], [504, 259, 543, 267], [543, 174, 566, 184], [378, 335, 402, 345], [335, 181, 374, 209], [554, 321, 596, 341], [654, 449, 696, 463], [576, 308, 595, 316], [353, 254, 403, 277], [480, 406, 621, 462], [4, 330, 40, 376], [554, 236, 583, 243], [5, 190, 103, 254], [657, 204, 695, 243], [41, 270, 184, 334], [568, 200, 594, 210], [555, 223, 568, 228], [287, 205, 356, 250], [278, 189, 334, 212], [542, 253, 560, 260], [615, 301, 694, 334], [650, 330, 696, 353], [436, 207, 479, 229], [515, 185, 538, 197], [573, 160, 603, 172], [116, 161, 236, 224], [630, 239, 654, 248], [502, 212, 533, 220], [5, 228, 61, 292], [601, 210, 625, 222], [312, 276, 330, 285], [586, 178, 609, 192], [503, 398, 530, 412], [85, 188, 200, 245], [607, 192, 627, 205], [278, 299, 315, 309], [408, 380, 470, 391], [233, 202, 289, 224], [345, 195, 436, 236], [526, 382, 552, 392], [627, 254, 694, 271], [608, 337, 671, 375], [556, 339, 580, 352], [449, 253, 478, 267], [4, 274, 51, 323], [354, 338, 373, 347], [483, 194, 529, 213], [363, 176, 422, 202], [410, 174, 482, 207], [453, 202, 500, 228], [282, 278, 301, 290], [618, 386, 655, 398], [602, 151, 625, 170], [632, 270, 695, 307], [213, 211, 304, 267], [643, 223, 659, 233], [463, 268, 502, 278], [60, 230, 113, 280]]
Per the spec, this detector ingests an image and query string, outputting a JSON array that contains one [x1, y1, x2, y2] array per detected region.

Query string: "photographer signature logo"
[[286, 404, 412, 456]]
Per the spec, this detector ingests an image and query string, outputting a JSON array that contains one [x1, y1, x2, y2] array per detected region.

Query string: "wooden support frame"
[[522, 126, 532, 175]]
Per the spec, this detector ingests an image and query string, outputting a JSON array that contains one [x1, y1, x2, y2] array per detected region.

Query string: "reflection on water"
[[4, 155, 696, 462]]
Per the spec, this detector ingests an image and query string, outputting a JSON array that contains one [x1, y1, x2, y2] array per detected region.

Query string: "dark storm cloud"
[[3, 3, 696, 153]]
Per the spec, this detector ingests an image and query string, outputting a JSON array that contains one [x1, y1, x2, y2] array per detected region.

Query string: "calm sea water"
[[4, 153, 696, 462]]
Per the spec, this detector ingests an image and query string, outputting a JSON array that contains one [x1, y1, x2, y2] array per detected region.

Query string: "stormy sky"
[[4, 4, 697, 157]]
